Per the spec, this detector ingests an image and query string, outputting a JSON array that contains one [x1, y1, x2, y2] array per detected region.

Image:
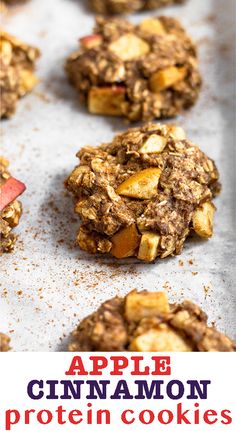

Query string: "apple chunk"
[[125, 290, 170, 322], [0, 177, 26, 212], [139, 18, 166, 36], [138, 232, 160, 262], [139, 134, 167, 154], [80, 34, 102, 50], [0, 40, 12, 65], [88, 86, 126, 116], [18, 69, 38, 95], [129, 327, 193, 352], [192, 201, 215, 238], [109, 33, 150, 61], [167, 125, 186, 140], [150, 66, 187, 92], [116, 168, 161, 199], [111, 224, 140, 259]]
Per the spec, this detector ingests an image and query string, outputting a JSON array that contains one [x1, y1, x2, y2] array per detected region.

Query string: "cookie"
[[66, 16, 201, 122], [0, 31, 40, 118], [0, 157, 26, 254], [0, 332, 10, 352], [90, 0, 186, 15], [69, 290, 236, 352], [2, 0, 26, 3], [66, 124, 220, 262]]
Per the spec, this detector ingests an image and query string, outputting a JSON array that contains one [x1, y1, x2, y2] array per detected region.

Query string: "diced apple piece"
[[192, 201, 215, 238], [0, 177, 26, 212], [0, 40, 12, 65], [80, 34, 102, 50], [19, 69, 38, 94], [125, 290, 170, 322], [129, 327, 193, 352], [111, 224, 140, 259], [0, 156, 9, 169], [167, 126, 186, 140], [149, 66, 187, 92], [139, 18, 166, 36], [138, 232, 160, 262], [139, 134, 167, 154], [109, 33, 150, 61], [116, 168, 161, 199], [88, 86, 126, 116]]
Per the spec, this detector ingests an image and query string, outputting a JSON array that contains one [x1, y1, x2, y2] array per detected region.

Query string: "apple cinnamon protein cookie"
[[90, 0, 186, 15], [0, 31, 40, 118], [0, 332, 10, 352], [66, 124, 220, 262], [0, 157, 26, 254], [69, 290, 236, 352], [66, 16, 201, 122]]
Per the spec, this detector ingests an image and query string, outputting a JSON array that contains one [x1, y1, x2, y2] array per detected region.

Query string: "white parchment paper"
[[1, 0, 236, 351]]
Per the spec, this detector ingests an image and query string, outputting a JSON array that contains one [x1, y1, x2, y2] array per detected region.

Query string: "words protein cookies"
[[66, 124, 220, 262]]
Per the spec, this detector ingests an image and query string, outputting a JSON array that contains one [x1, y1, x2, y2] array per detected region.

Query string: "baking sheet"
[[1, 0, 236, 351]]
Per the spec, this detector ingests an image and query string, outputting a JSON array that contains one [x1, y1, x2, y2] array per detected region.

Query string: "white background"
[[1, 0, 236, 351]]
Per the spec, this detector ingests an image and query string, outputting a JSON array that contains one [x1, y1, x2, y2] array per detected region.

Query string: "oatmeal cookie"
[[0, 157, 26, 254], [0, 332, 10, 351], [0, 31, 40, 118], [66, 16, 201, 122], [66, 124, 220, 262], [69, 290, 236, 352], [1, 0, 26, 4], [90, 0, 186, 15]]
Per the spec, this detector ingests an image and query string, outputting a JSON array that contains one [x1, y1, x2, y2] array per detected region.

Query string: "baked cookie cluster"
[[0, 332, 10, 352], [69, 290, 236, 352], [0, 31, 40, 118], [66, 16, 201, 122], [90, 0, 186, 14], [66, 124, 220, 262], [0, 157, 26, 254]]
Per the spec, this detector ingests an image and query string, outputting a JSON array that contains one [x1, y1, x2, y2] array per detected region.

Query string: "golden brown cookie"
[[0, 31, 40, 118], [69, 290, 236, 352], [66, 124, 220, 262], [66, 16, 201, 122]]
